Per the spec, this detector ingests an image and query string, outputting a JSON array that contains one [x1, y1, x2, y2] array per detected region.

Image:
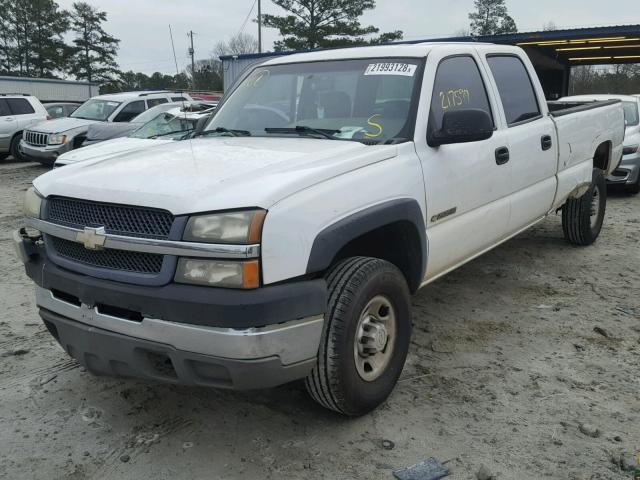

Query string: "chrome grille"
[[51, 237, 163, 274], [25, 131, 49, 147], [47, 197, 174, 239]]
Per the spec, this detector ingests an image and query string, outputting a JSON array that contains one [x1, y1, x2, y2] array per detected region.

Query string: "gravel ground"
[[0, 160, 639, 480]]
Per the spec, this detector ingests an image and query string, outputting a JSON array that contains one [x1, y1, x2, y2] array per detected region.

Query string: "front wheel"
[[10, 134, 25, 161], [562, 168, 606, 246], [305, 257, 412, 416]]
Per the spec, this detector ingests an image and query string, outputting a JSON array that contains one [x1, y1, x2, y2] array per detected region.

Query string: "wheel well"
[[331, 221, 424, 293], [10, 131, 23, 143], [593, 141, 611, 172], [73, 136, 86, 148]]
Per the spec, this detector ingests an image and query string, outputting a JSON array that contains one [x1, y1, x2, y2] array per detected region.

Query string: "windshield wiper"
[[198, 127, 251, 137], [148, 129, 193, 139], [264, 125, 341, 140]]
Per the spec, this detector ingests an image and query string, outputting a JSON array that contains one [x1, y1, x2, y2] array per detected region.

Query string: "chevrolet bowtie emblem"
[[76, 226, 107, 250]]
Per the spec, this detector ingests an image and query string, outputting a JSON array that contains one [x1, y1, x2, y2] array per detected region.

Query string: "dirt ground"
[[0, 159, 638, 480]]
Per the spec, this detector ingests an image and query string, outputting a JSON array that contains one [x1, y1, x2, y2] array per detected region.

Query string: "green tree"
[[0, 0, 14, 74], [468, 0, 517, 36], [262, 0, 402, 51], [68, 2, 120, 82], [10, 0, 69, 77]]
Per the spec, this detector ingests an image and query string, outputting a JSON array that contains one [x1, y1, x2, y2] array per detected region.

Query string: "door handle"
[[495, 146, 510, 165], [5, 117, 14, 122], [541, 135, 553, 151]]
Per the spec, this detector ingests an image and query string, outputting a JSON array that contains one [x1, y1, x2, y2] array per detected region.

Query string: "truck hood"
[[55, 137, 172, 165], [29, 117, 99, 134], [34, 137, 398, 214]]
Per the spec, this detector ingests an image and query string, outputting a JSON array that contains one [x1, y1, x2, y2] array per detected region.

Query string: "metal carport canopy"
[[428, 24, 640, 98]]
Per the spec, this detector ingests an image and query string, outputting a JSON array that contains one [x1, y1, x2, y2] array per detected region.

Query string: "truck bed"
[[547, 99, 620, 117]]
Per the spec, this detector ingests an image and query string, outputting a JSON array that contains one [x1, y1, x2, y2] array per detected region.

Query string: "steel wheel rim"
[[590, 184, 601, 229], [353, 295, 396, 382]]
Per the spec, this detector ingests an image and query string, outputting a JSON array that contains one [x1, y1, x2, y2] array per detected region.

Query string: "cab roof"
[[261, 42, 515, 66]]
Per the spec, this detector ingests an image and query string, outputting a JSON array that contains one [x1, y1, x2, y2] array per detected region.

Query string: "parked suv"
[[20, 91, 193, 166], [0, 94, 48, 161]]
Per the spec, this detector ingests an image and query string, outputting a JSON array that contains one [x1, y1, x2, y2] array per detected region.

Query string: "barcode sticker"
[[364, 63, 417, 76]]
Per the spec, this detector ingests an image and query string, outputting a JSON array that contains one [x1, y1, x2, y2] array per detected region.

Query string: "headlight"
[[24, 187, 43, 218], [48, 133, 68, 145], [623, 144, 639, 156], [183, 209, 266, 244], [175, 259, 259, 289]]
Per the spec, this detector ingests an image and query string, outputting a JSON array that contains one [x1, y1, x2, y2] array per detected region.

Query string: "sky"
[[55, 0, 640, 75]]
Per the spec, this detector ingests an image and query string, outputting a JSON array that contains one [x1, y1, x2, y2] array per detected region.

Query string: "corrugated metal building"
[[220, 24, 640, 98], [0, 76, 99, 102], [221, 52, 282, 91]]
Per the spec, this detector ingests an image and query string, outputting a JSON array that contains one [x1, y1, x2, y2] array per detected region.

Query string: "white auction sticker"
[[364, 63, 417, 76]]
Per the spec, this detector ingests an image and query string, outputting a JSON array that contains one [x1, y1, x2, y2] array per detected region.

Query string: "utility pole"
[[258, 0, 262, 53], [188, 30, 196, 89]]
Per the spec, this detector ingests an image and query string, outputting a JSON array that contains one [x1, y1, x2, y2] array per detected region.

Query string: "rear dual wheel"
[[305, 257, 412, 416], [562, 168, 606, 246]]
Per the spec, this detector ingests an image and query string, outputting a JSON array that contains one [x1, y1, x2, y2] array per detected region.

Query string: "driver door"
[[414, 47, 512, 281]]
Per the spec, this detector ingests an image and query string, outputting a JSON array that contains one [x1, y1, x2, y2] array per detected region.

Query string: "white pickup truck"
[[15, 43, 624, 416]]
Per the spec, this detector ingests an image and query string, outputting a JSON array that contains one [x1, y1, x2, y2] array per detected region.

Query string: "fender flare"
[[306, 198, 427, 290]]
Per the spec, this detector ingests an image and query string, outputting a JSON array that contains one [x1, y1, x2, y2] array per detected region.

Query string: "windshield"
[[71, 99, 121, 121], [206, 58, 423, 143], [130, 112, 197, 139], [622, 101, 639, 127]]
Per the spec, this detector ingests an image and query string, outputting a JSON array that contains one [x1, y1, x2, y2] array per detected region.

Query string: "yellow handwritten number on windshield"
[[364, 114, 383, 138]]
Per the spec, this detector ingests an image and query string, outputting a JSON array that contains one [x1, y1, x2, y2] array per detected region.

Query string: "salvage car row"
[[0, 90, 219, 165]]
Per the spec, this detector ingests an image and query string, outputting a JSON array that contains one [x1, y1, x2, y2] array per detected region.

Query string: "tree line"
[[0, 0, 119, 83]]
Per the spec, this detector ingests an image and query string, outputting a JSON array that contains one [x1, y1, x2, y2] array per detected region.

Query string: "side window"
[[147, 98, 168, 108], [0, 99, 10, 116], [47, 106, 65, 118], [487, 56, 541, 126], [429, 56, 493, 133], [112, 100, 145, 122], [7, 98, 36, 115]]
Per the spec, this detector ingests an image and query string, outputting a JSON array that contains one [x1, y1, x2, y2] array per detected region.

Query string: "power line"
[[238, 0, 258, 35]]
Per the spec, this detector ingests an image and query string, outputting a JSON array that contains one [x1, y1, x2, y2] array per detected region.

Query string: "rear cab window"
[[428, 55, 494, 135], [486, 55, 541, 126], [7, 98, 35, 115]]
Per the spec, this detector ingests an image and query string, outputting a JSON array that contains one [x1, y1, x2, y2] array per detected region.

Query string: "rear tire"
[[10, 133, 25, 161], [0, 153, 8, 161], [562, 168, 606, 246], [305, 257, 412, 416]]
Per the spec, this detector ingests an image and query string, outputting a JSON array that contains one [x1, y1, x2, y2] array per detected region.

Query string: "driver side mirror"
[[428, 109, 494, 147]]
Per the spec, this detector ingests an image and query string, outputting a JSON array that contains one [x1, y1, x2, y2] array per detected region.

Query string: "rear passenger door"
[[6, 97, 39, 131], [0, 99, 14, 151], [415, 48, 512, 281], [484, 54, 557, 232]]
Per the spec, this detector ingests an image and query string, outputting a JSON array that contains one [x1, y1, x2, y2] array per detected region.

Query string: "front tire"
[[562, 168, 606, 246], [10, 133, 25, 161], [305, 257, 412, 416]]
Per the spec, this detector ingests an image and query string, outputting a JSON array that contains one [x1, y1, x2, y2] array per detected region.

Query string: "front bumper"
[[607, 153, 640, 187], [15, 230, 327, 389], [20, 140, 72, 165]]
